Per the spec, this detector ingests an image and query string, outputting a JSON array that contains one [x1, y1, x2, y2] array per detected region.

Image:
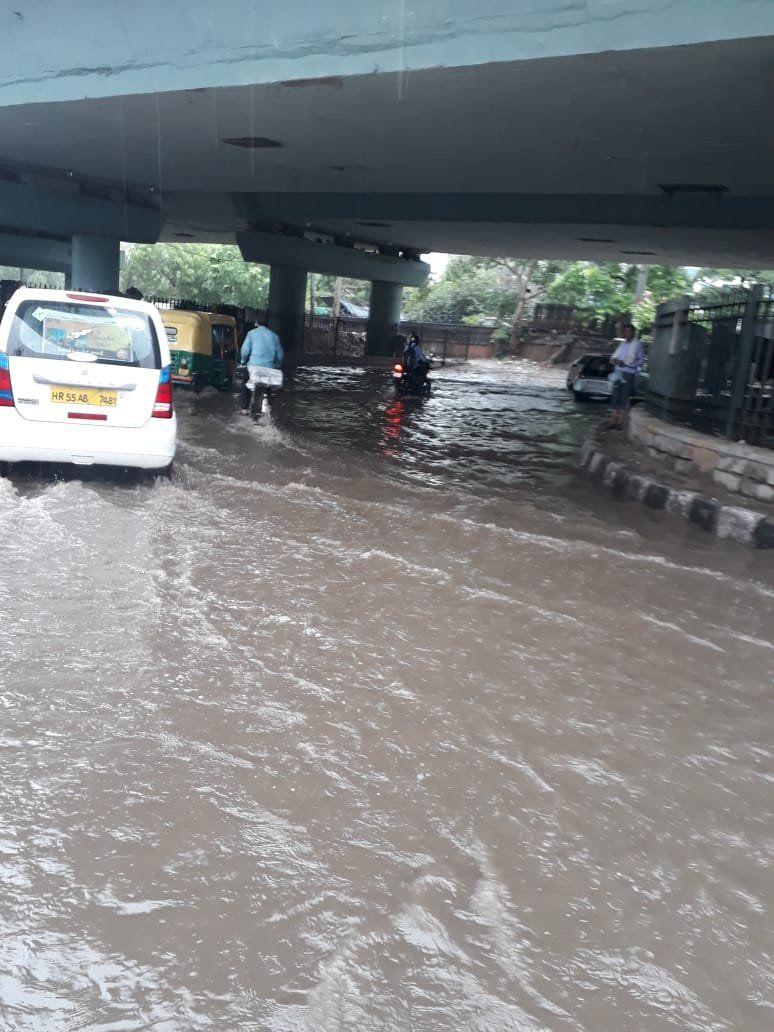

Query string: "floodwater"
[[1, 361, 772, 1031]]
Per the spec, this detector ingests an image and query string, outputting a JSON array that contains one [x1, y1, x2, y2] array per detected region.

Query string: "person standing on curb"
[[608, 322, 645, 430]]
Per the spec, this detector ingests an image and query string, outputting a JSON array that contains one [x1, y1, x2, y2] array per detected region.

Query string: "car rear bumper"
[[573, 378, 611, 396], [0, 410, 177, 469]]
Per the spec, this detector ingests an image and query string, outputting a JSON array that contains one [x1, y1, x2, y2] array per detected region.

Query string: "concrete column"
[[366, 280, 403, 357], [71, 234, 120, 293], [268, 264, 307, 365]]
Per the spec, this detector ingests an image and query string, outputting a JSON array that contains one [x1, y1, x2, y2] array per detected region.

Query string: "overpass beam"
[[366, 280, 403, 358], [268, 265, 307, 365], [0, 233, 71, 274], [238, 230, 429, 287], [71, 234, 120, 293]]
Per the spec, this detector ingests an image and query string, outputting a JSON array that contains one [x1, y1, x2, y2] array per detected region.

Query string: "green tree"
[[0, 266, 64, 288], [628, 265, 692, 331], [403, 255, 565, 336], [307, 273, 371, 313], [693, 267, 774, 298], [121, 244, 270, 307], [403, 256, 510, 324], [546, 261, 692, 332], [546, 262, 630, 316]]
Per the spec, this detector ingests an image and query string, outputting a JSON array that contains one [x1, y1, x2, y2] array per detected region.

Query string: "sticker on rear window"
[[117, 316, 146, 331]]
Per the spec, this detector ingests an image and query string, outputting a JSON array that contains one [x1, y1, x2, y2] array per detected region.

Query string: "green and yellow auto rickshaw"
[[161, 310, 237, 393]]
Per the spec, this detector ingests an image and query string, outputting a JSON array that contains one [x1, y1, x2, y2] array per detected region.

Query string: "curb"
[[580, 439, 774, 548]]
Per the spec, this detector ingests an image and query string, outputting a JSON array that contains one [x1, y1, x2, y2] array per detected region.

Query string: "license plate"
[[50, 387, 118, 408]]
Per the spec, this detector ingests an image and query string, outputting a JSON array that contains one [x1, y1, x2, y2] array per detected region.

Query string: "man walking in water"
[[238, 317, 284, 415], [608, 322, 645, 430]]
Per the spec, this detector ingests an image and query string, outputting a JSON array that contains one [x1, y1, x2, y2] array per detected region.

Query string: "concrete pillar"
[[268, 264, 307, 365], [366, 280, 403, 358], [71, 234, 120, 293]]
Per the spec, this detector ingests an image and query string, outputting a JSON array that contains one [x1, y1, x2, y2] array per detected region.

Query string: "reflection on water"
[[1, 361, 772, 1031]]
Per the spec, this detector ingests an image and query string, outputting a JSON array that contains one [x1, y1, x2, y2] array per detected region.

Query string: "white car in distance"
[[0, 288, 176, 474], [566, 353, 614, 401]]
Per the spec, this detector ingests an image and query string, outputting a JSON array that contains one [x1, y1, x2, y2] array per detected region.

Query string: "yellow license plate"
[[50, 387, 118, 408]]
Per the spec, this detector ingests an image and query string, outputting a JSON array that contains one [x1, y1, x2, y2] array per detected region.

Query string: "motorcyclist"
[[238, 318, 283, 415], [402, 333, 430, 386]]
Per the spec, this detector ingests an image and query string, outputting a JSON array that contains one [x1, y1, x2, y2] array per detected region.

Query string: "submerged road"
[[1, 361, 772, 1030]]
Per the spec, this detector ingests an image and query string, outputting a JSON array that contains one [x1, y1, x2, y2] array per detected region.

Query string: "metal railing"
[[300, 314, 498, 361], [301, 315, 367, 358], [532, 303, 621, 338], [645, 285, 774, 448]]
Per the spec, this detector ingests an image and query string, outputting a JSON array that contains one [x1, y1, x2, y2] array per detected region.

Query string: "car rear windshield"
[[583, 356, 613, 378], [6, 300, 161, 369]]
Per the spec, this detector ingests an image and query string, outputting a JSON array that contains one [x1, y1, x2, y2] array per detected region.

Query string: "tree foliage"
[[0, 265, 64, 288], [693, 267, 774, 298], [117, 244, 772, 340], [121, 244, 270, 307], [406, 257, 696, 335], [403, 256, 564, 328], [308, 273, 370, 311]]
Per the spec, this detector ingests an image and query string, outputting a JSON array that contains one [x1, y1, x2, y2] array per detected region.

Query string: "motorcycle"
[[391, 357, 432, 397], [235, 364, 284, 423]]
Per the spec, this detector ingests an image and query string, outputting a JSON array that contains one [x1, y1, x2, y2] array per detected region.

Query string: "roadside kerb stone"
[[579, 438, 769, 548], [714, 471, 742, 493], [717, 507, 764, 543], [624, 474, 649, 502], [741, 480, 774, 504], [643, 483, 669, 510], [689, 497, 720, 534], [666, 490, 698, 518], [754, 518, 774, 549], [627, 408, 774, 507]]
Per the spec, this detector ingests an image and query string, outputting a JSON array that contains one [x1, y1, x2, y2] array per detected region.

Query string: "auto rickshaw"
[[161, 310, 237, 392]]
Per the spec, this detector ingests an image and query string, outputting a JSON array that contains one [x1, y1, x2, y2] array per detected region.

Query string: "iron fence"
[[532, 302, 621, 338], [645, 285, 774, 448], [300, 315, 497, 361], [0, 280, 631, 370], [301, 314, 367, 358]]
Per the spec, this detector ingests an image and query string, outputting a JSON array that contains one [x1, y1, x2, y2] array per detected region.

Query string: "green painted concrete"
[[267, 264, 308, 363], [1, 2, 772, 108], [366, 281, 403, 358], [0, 182, 161, 243], [237, 230, 429, 286], [0, 232, 71, 273], [71, 234, 120, 293]]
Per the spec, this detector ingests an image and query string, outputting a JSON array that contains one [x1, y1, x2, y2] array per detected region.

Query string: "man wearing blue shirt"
[[238, 319, 283, 415]]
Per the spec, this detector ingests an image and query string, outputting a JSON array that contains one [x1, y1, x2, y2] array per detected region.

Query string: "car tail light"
[[152, 366, 174, 418], [66, 292, 109, 303], [0, 354, 14, 407], [393, 363, 403, 373]]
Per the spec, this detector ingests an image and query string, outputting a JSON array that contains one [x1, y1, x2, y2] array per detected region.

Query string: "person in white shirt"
[[608, 323, 645, 429]]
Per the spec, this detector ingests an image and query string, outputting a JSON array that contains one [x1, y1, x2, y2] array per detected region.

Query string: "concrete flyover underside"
[[0, 1, 772, 298], [0, 27, 772, 269]]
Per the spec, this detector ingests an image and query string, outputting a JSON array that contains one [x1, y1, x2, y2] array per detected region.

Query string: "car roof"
[[9, 286, 157, 314]]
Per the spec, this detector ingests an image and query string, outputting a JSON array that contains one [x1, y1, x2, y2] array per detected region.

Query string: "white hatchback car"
[[0, 288, 176, 472], [566, 353, 614, 401]]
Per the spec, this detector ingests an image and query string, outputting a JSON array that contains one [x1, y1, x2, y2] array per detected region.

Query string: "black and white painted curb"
[[580, 439, 774, 548]]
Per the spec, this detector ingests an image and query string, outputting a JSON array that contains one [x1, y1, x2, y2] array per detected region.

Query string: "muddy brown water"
[[1, 361, 772, 1030]]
